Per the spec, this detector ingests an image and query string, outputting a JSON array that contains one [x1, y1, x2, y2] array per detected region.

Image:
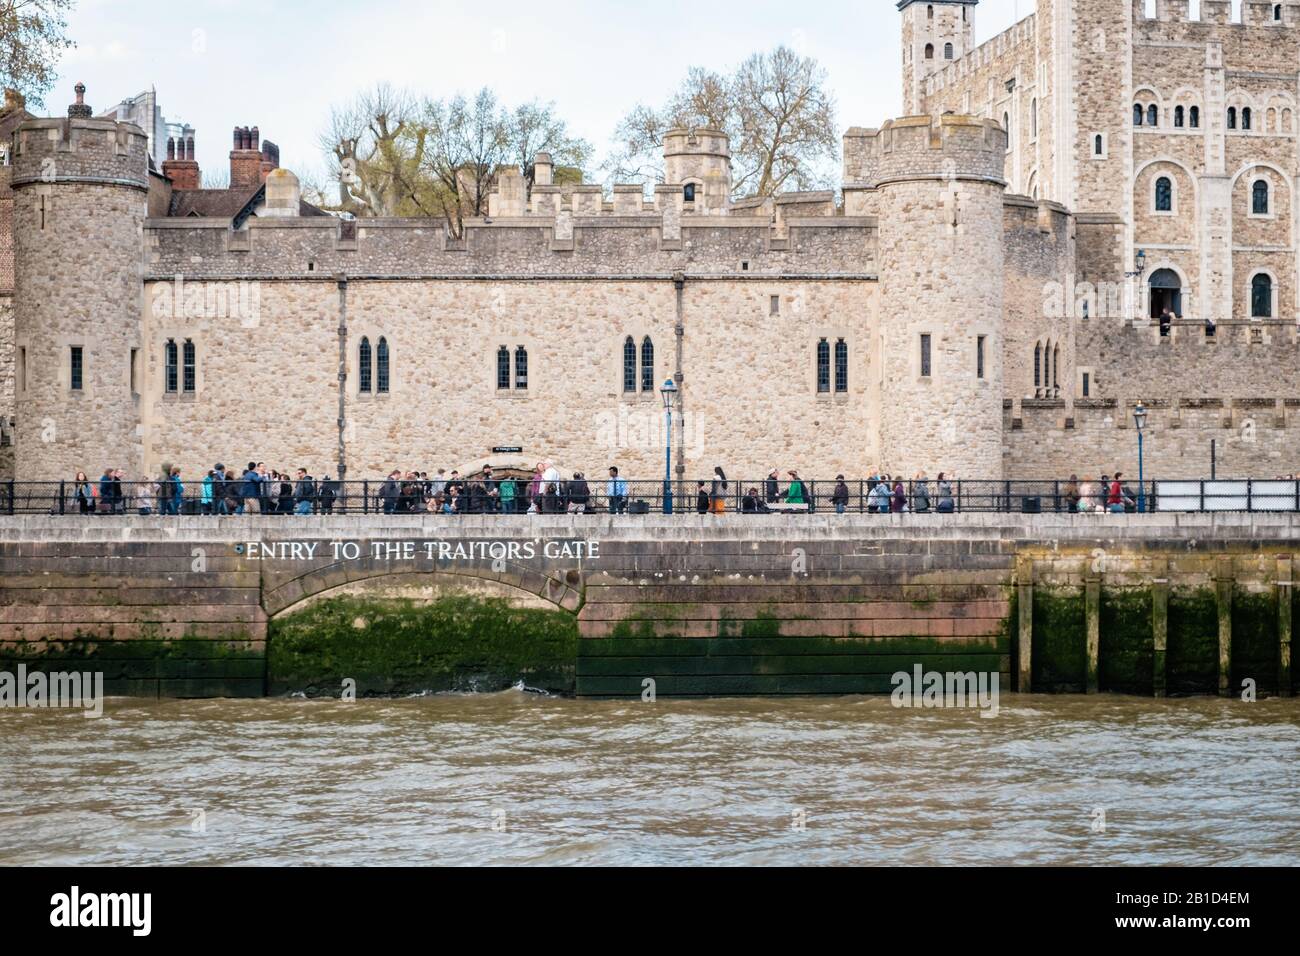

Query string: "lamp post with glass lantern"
[[660, 378, 677, 515], [1134, 402, 1148, 513]]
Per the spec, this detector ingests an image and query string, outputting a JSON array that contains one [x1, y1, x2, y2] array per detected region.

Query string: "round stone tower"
[[874, 113, 1007, 480], [662, 127, 731, 211], [10, 84, 148, 481]]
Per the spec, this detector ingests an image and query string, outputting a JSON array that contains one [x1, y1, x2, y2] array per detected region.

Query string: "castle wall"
[[1003, 197, 1075, 405], [137, 276, 877, 482], [1006, 398, 1300, 479]]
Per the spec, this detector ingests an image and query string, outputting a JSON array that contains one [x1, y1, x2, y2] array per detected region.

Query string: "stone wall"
[[0, 512, 1295, 698]]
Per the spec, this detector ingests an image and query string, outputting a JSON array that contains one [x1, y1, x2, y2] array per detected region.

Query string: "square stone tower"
[[899, 0, 978, 115]]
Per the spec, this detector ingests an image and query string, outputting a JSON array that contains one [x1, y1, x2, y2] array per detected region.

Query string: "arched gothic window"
[[640, 337, 654, 392], [1228, 107, 1237, 129], [182, 339, 195, 393], [514, 346, 528, 390], [164, 339, 178, 394], [924, 43, 934, 60], [358, 336, 372, 393], [1253, 179, 1270, 215], [497, 346, 510, 390], [1155, 176, 1173, 212], [816, 338, 830, 394], [1243, 107, 1253, 130], [944, 42, 954, 59], [622, 337, 636, 393], [1147, 104, 1158, 127], [1133, 104, 1144, 126], [1174, 106, 1184, 128], [1190, 106, 1200, 128], [376, 336, 390, 393], [834, 339, 848, 393]]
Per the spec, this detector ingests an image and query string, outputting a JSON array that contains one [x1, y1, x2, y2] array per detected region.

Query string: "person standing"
[[891, 478, 906, 514], [936, 473, 955, 514], [913, 472, 931, 514], [379, 470, 401, 515], [765, 469, 780, 505], [785, 471, 806, 507], [541, 461, 562, 514], [499, 476, 517, 515], [696, 482, 710, 514], [74, 472, 94, 514], [607, 466, 628, 515], [201, 470, 215, 515], [710, 467, 728, 514], [832, 475, 850, 515]]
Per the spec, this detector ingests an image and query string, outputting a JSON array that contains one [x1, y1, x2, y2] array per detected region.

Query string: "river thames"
[[2, 692, 1297, 866]]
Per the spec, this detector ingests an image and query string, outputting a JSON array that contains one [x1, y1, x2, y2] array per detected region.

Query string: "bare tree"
[[0, 0, 76, 107], [505, 100, 591, 187], [319, 84, 432, 217], [606, 45, 839, 198]]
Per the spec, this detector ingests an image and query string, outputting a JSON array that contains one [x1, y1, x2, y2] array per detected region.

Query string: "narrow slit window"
[[70, 346, 83, 392], [640, 336, 654, 392], [977, 335, 986, 380], [622, 336, 636, 393], [514, 346, 528, 390], [920, 334, 932, 378], [816, 338, 830, 393], [834, 338, 848, 393], [497, 346, 510, 390], [182, 339, 195, 393]]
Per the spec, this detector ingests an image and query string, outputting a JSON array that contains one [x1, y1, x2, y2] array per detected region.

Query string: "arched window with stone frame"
[[1253, 179, 1270, 215], [816, 338, 830, 394], [622, 336, 636, 393], [1133, 104, 1143, 127], [376, 337, 390, 393], [164, 339, 178, 394], [1033, 343, 1042, 396], [640, 337, 654, 392], [1147, 104, 1158, 127], [834, 339, 848, 393], [1174, 105, 1184, 128], [925, 43, 934, 60], [182, 339, 196, 393], [1251, 273, 1274, 319], [1243, 107, 1252, 130], [1154, 176, 1173, 213], [497, 346, 510, 390], [514, 346, 528, 390], [1190, 105, 1200, 128], [1228, 107, 1237, 129], [358, 337, 372, 393], [944, 42, 954, 60]]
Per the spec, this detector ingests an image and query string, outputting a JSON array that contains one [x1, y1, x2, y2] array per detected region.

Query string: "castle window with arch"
[[1094, 134, 1104, 156], [640, 337, 654, 392], [1174, 106, 1184, 128], [358, 337, 372, 393], [497, 346, 511, 390], [1030, 99, 1037, 139], [182, 339, 195, 394], [1276, 4, 1283, 21], [622, 336, 636, 393], [1228, 107, 1237, 130], [925, 43, 934, 60], [1190, 106, 1200, 128], [1003, 112, 1011, 152], [376, 336, 390, 393], [816, 338, 830, 393], [514, 346, 528, 390], [1033, 344, 1042, 395], [927, 4, 934, 18], [683, 183, 695, 203], [834, 339, 848, 393], [1253, 179, 1270, 215], [1147, 104, 1158, 127], [1252, 274, 1274, 319], [1133, 104, 1143, 127], [944, 43, 954, 60], [70, 346, 83, 393], [977, 335, 986, 380], [164, 339, 178, 394], [1155, 176, 1173, 213], [1242, 107, 1252, 131]]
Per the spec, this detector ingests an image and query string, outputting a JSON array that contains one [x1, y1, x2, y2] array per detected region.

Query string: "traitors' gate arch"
[[258, 542, 586, 618]]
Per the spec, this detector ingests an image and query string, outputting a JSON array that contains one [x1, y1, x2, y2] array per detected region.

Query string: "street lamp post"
[[660, 377, 678, 515], [1134, 402, 1148, 514]]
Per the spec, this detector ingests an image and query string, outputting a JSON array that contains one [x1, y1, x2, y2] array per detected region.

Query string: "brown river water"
[[1, 692, 1297, 866]]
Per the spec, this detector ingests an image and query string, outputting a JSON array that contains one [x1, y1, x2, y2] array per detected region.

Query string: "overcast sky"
[[52, 0, 1046, 185]]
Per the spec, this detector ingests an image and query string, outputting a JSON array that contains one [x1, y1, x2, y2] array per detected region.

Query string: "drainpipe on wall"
[[673, 272, 686, 486], [336, 275, 348, 480]]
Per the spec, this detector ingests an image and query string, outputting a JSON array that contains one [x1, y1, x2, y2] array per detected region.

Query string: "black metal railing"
[[5, 477, 1300, 516]]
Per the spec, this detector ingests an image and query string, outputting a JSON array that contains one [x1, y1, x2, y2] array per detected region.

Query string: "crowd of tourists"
[[58, 461, 1150, 516]]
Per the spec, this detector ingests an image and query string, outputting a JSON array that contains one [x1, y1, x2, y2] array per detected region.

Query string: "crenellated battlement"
[[921, 13, 1036, 98], [1136, 0, 1300, 26], [9, 117, 149, 191], [869, 114, 1007, 185]]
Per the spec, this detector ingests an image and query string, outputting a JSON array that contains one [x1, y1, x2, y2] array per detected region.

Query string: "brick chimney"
[[229, 125, 266, 190], [162, 128, 200, 190], [259, 140, 280, 181]]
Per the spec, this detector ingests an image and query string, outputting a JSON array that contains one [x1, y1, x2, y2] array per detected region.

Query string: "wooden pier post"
[[1216, 557, 1233, 698], [1085, 577, 1100, 694], [1017, 555, 1034, 693], [1278, 556, 1292, 698], [1152, 560, 1169, 698]]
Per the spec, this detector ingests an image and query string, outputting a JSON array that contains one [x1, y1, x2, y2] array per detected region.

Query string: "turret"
[[898, 0, 978, 115], [873, 114, 1006, 479], [9, 83, 149, 480], [662, 127, 731, 212]]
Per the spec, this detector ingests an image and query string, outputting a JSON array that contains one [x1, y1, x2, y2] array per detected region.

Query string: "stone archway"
[[1148, 268, 1183, 319]]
